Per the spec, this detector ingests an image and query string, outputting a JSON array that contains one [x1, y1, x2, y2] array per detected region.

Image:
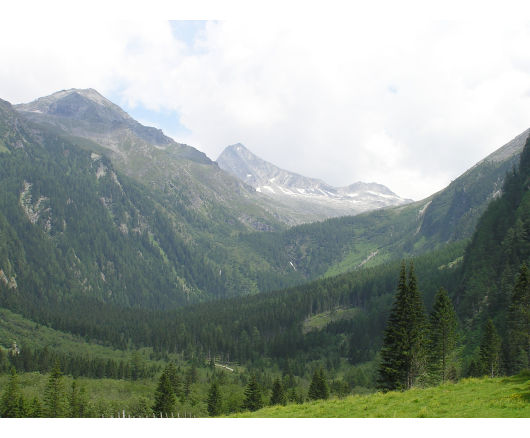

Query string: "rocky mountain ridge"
[[217, 143, 411, 219]]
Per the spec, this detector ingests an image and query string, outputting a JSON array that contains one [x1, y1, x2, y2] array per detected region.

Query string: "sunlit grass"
[[230, 372, 530, 418]]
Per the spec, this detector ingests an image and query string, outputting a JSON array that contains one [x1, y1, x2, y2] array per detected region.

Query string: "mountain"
[[217, 143, 411, 221], [458, 133, 530, 324], [15, 89, 305, 229], [238, 128, 529, 279], [5, 88, 529, 307], [0, 97, 312, 312], [2, 87, 530, 382]]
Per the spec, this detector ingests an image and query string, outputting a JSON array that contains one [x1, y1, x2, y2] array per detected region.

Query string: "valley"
[[0, 89, 529, 418]]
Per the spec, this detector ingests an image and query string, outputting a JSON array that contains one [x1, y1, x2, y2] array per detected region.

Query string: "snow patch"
[[261, 185, 275, 193]]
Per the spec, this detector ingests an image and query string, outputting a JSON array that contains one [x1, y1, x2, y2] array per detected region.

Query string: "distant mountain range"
[[217, 143, 411, 220]]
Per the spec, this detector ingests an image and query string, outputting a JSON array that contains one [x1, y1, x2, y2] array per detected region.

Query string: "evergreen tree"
[[270, 378, 287, 406], [428, 288, 458, 383], [44, 361, 67, 417], [0, 368, 25, 418], [242, 375, 262, 412], [318, 368, 330, 400], [207, 381, 222, 417], [29, 397, 42, 418], [69, 379, 88, 417], [479, 319, 502, 378], [153, 366, 176, 416], [378, 261, 427, 391], [507, 264, 530, 373], [165, 362, 183, 398], [308, 368, 329, 400], [308, 369, 320, 400]]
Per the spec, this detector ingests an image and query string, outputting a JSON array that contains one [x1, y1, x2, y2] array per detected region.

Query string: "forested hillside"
[[0, 98, 304, 311], [13, 89, 527, 289], [1, 104, 529, 417]]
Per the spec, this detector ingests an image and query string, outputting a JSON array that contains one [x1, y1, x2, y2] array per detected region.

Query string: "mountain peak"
[[217, 143, 411, 219], [14, 89, 212, 163], [16, 88, 132, 124]]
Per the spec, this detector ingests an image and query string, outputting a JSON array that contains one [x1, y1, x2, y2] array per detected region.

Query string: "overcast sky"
[[2, 3, 530, 200]]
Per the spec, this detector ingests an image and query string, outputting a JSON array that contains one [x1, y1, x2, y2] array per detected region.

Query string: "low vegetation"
[[231, 371, 530, 418]]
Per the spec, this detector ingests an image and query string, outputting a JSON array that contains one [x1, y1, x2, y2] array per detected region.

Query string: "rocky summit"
[[217, 143, 412, 220]]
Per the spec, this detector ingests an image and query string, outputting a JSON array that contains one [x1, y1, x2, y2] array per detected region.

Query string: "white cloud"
[[2, 11, 530, 200]]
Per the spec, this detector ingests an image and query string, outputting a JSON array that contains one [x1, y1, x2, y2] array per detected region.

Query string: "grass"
[[230, 372, 530, 418], [302, 307, 360, 334], [0, 307, 146, 363]]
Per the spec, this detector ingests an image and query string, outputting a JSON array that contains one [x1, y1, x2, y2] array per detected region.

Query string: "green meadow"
[[230, 372, 530, 418]]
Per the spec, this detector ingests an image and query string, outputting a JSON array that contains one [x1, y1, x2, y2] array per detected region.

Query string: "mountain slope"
[[258, 127, 529, 279], [0, 97, 308, 311], [458, 133, 530, 324], [15, 89, 300, 229], [217, 143, 411, 221], [15, 89, 526, 285]]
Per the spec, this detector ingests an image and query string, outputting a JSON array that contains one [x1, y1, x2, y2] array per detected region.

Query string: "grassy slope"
[[231, 372, 530, 418], [0, 307, 144, 362]]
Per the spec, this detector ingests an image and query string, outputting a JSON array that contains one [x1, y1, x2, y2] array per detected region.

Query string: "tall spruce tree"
[[165, 362, 183, 399], [0, 368, 25, 418], [153, 365, 176, 417], [428, 288, 458, 384], [378, 261, 427, 391], [479, 319, 502, 378], [44, 361, 67, 418], [308, 368, 329, 400], [207, 381, 222, 416], [308, 369, 321, 401], [507, 264, 530, 373], [270, 378, 287, 406], [242, 375, 262, 412], [69, 379, 89, 417]]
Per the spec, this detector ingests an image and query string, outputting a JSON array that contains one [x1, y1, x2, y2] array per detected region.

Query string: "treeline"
[[0, 346, 158, 380], [379, 258, 528, 391], [0, 239, 466, 373]]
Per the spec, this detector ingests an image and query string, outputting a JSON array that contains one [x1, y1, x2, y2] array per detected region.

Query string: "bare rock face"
[[217, 143, 412, 220]]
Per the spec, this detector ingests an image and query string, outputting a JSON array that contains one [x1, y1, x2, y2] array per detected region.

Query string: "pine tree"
[[507, 264, 530, 373], [153, 366, 176, 416], [428, 288, 458, 383], [318, 368, 330, 400], [378, 261, 427, 391], [270, 378, 287, 406], [308, 369, 320, 400], [0, 368, 25, 418], [69, 379, 88, 417], [207, 381, 222, 416], [308, 368, 329, 400], [29, 397, 42, 418], [44, 361, 67, 417], [165, 362, 183, 399], [479, 319, 502, 378], [242, 375, 262, 412]]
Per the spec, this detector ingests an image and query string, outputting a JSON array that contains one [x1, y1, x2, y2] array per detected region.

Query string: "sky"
[[2, 2, 530, 200]]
